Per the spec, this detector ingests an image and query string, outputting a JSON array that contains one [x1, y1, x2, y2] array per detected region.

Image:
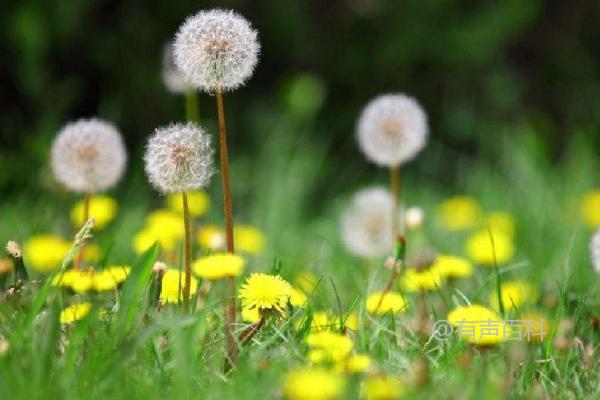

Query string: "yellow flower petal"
[[447, 304, 506, 346], [400, 268, 445, 292], [437, 196, 482, 231], [160, 269, 198, 304], [59, 302, 92, 324], [71, 195, 117, 230], [306, 331, 353, 362], [238, 273, 292, 313], [483, 212, 515, 237], [366, 291, 408, 315], [581, 190, 600, 227], [23, 235, 69, 272], [465, 230, 514, 266], [361, 374, 404, 400], [234, 225, 265, 255], [283, 368, 345, 400], [430, 255, 473, 279], [490, 280, 539, 311], [192, 253, 245, 280], [166, 191, 210, 217]]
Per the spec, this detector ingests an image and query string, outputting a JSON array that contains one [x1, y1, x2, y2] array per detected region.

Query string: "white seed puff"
[[590, 229, 600, 275], [162, 42, 192, 94], [357, 94, 428, 167], [174, 9, 260, 92], [341, 186, 398, 258], [144, 122, 214, 194], [51, 118, 127, 193]]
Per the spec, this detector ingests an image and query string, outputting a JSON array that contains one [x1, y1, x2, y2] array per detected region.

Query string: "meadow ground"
[[0, 126, 599, 399], [1, 4, 599, 399]]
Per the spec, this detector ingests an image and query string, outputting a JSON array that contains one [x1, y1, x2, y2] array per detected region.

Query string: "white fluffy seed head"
[[174, 9, 260, 93], [405, 206, 425, 230], [162, 42, 192, 94], [357, 94, 428, 167], [144, 122, 214, 194], [590, 229, 600, 275], [341, 186, 399, 258], [51, 118, 127, 193]]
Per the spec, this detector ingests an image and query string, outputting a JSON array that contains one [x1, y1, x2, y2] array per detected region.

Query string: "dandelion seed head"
[[5, 241, 21, 258], [341, 187, 397, 258], [405, 206, 424, 230], [51, 118, 127, 193], [162, 42, 192, 94], [357, 94, 428, 167], [590, 229, 600, 274], [144, 122, 214, 194], [174, 9, 260, 92]]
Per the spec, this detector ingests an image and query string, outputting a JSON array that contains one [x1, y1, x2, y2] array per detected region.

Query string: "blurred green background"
[[2, 0, 599, 193]]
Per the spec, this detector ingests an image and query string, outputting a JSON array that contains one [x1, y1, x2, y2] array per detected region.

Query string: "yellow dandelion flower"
[[59, 302, 92, 324], [238, 273, 292, 314], [483, 212, 515, 237], [490, 280, 539, 311], [166, 191, 210, 217], [91, 270, 120, 292], [192, 253, 245, 280], [283, 367, 345, 400], [146, 209, 184, 233], [298, 311, 333, 331], [234, 225, 265, 255], [447, 304, 506, 346], [520, 312, 549, 342], [294, 271, 319, 293], [133, 227, 178, 254], [70, 195, 117, 230], [437, 196, 482, 231], [465, 230, 514, 266], [306, 331, 353, 362], [290, 287, 308, 307], [430, 255, 473, 279], [197, 225, 226, 250], [336, 354, 372, 373], [104, 265, 131, 283], [366, 291, 408, 315], [59, 267, 130, 293], [342, 312, 359, 331], [400, 268, 445, 292], [361, 374, 404, 400], [24, 235, 69, 272], [69, 270, 95, 293], [160, 269, 198, 304], [242, 306, 261, 323], [81, 243, 101, 263], [51, 269, 77, 287], [581, 190, 600, 227]]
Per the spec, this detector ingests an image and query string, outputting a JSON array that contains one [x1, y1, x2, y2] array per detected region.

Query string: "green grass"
[[0, 118, 599, 399]]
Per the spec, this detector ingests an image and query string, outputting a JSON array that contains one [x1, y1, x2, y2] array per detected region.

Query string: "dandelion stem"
[[238, 314, 267, 345], [374, 235, 406, 314], [74, 192, 91, 270], [216, 91, 235, 254], [182, 191, 192, 309], [390, 165, 401, 237], [216, 89, 237, 370], [185, 90, 199, 123]]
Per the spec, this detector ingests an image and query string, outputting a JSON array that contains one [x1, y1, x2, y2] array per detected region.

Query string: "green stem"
[[390, 165, 401, 237], [74, 192, 91, 270]]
